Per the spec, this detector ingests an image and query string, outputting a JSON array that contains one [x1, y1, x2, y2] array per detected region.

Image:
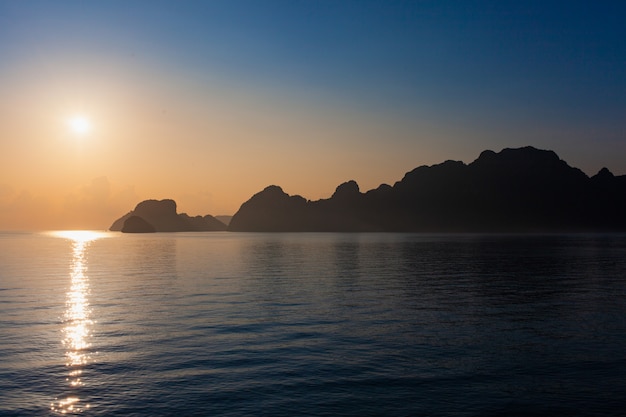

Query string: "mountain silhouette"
[[215, 215, 233, 226], [121, 215, 156, 233], [110, 199, 227, 232], [228, 147, 626, 232]]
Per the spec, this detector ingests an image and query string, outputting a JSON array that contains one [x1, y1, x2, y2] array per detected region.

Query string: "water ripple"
[[0, 232, 625, 415]]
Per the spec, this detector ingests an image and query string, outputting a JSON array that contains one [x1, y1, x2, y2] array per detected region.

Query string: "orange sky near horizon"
[[2, 2, 625, 231], [1, 59, 623, 231], [0, 61, 452, 230]]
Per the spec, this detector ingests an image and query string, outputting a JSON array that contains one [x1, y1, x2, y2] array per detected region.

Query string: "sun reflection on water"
[[49, 231, 107, 414]]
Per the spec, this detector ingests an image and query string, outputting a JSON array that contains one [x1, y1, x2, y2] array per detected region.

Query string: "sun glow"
[[50, 230, 109, 243], [67, 116, 92, 135]]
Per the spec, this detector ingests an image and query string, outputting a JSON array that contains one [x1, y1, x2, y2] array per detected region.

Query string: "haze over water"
[[1, 231, 625, 416]]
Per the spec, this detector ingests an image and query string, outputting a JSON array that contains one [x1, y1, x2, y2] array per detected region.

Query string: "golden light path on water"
[[48, 231, 109, 414]]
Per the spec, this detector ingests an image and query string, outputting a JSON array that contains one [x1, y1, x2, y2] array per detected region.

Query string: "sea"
[[0, 231, 625, 416]]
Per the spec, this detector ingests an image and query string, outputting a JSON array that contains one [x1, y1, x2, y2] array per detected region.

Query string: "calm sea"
[[1, 231, 625, 416]]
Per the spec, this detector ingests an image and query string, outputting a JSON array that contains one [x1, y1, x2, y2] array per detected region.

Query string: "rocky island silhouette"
[[110, 199, 227, 233], [110, 147, 626, 233]]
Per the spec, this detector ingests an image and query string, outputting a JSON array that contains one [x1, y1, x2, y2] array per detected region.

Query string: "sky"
[[1, 0, 625, 230]]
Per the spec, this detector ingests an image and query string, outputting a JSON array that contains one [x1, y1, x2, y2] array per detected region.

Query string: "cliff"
[[228, 146, 626, 232], [110, 199, 227, 232]]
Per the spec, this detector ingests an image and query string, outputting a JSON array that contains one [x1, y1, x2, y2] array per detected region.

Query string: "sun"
[[68, 116, 92, 135]]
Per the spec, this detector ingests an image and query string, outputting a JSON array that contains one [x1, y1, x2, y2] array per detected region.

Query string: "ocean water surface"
[[0, 231, 625, 416]]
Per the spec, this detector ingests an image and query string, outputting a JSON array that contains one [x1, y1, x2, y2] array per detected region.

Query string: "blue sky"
[[4, 1, 624, 119], [1, 0, 625, 227]]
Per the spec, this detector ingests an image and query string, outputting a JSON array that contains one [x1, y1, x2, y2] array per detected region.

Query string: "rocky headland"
[[228, 146, 626, 232], [110, 147, 626, 233], [110, 199, 227, 233]]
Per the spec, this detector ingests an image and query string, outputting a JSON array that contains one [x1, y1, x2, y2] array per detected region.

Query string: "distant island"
[[110, 199, 227, 233], [110, 147, 626, 233]]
